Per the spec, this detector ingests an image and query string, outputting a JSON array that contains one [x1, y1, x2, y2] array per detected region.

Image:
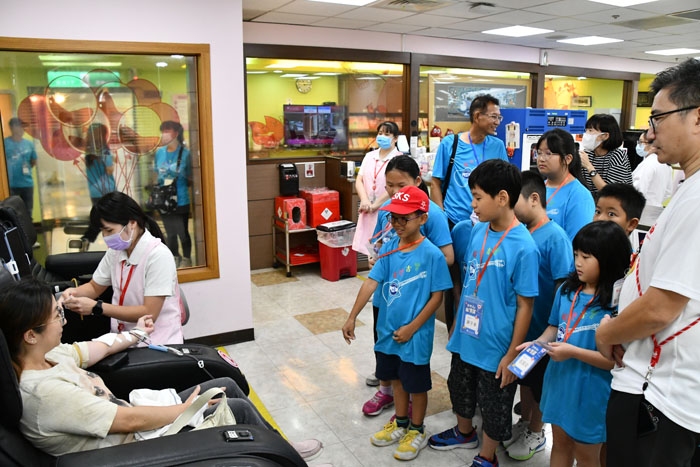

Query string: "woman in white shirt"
[[632, 132, 674, 208]]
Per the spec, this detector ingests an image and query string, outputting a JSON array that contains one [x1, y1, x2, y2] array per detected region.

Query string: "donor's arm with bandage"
[[81, 314, 155, 367]]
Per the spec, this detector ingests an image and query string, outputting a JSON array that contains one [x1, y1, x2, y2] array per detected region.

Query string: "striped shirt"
[[582, 147, 632, 194]]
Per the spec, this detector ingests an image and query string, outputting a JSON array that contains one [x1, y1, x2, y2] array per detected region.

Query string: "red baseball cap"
[[380, 186, 430, 215]]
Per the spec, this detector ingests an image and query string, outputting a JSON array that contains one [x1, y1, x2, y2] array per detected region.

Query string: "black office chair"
[[0, 328, 305, 467]]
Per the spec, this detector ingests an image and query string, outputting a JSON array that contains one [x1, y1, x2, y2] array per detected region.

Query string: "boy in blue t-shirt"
[[429, 160, 539, 467], [505, 171, 573, 461], [343, 186, 452, 462], [3, 118, 37, 211]]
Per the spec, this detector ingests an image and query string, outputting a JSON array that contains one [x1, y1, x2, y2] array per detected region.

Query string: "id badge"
[[22, 165, 30, 176], [460, 295, 484, 338], [611, 278, 625, 308], [556, 322, 566, 342], [508, 342, 549, 379], [164, 177, 174, 186], [367, 240, 379, 262]]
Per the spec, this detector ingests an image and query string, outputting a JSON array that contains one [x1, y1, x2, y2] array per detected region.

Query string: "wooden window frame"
[[0, 36, 219, 283]]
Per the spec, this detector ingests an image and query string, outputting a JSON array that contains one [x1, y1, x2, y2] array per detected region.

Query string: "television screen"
[[283, 105, 347, 148]]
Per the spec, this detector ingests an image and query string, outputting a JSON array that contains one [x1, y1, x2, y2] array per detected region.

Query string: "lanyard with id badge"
[[460, 217, 517, 339]]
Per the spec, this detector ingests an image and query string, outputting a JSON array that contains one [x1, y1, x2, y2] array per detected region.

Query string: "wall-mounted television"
[[283, 105, 347, 148]]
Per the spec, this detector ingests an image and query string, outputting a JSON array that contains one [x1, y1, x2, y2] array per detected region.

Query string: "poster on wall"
[[433, 82, 528, 122]]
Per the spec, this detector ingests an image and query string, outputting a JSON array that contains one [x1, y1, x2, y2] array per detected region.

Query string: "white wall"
[[1, 0, 253, 340], [244, 22, 669, 74]]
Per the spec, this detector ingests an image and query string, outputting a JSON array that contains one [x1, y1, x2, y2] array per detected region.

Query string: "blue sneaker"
[[428, 426, 479, 450], [471, 454, 499, 466]]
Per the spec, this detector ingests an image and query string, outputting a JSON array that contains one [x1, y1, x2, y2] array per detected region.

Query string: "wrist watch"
[[92, 299, 104, 316], [589, 169, 598, 178]]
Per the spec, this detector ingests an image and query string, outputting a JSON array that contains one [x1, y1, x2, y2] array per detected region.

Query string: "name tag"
[[164, 177, 174, 186], [611, 278, 625, 308], [460, 295, 484, 338], [508, 341, 550, 379], [22, 165, 30, 175]]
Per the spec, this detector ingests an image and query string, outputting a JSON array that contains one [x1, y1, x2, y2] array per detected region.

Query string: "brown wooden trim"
[[533, 72, 545, 109], [244, 44, 410, 64], [411, 53, 542, 74], [409, 53, 421, 137], [620, 80, 636, 131], [544, 65, 639, 82], [0, 36, 209, 55], [185, 327, 255, 346], [0, 37, 219, 283], [0, 122, 8, 199]]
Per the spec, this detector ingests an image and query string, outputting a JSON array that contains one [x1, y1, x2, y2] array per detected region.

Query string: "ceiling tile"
[[650, 22, 700, 35], [361, 22, 427, 33], [427, 3, 507, 19], [276, 0, 357, 16], [475, 9, 556, 26], [447, 19, 511, 32], [574, 7, 657, 24], [490, 0, 556, 8], [525, 0, 614, 17], [563, 24, 634, 35], [528, 18, 599, 31], [627, 0, 700, 14], [338, 7, 414, 21], [252, 11, 327, 24], [608, 29, 667, 40], [243, 0, 291, 11], [394, 13, 464, 27], [413, 27, 472, 38], [313, 17, 379, 28], [243, 9, 267, 20], [636, 34, 694, 45]]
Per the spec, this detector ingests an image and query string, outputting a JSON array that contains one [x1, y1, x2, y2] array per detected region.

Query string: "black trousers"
[[606, 389, 700, 467], [162, 206, 192, 259]]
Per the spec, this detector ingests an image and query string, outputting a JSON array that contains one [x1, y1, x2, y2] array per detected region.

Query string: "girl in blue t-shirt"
[[517, 221, 630, 467]]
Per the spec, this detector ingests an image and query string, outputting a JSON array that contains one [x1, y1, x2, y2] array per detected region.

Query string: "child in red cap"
[[342, 186, 452, 461]]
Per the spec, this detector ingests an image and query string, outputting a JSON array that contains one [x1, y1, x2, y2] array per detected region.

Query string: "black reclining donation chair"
[[0, 328, 305, 467]]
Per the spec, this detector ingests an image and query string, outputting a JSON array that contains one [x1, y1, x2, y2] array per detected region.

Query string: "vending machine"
[[496, 109, 588, 171]]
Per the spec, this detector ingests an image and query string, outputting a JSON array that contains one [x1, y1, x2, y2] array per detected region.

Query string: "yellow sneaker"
[[370, 420, 407, 447], [394, 429, 428, 461]]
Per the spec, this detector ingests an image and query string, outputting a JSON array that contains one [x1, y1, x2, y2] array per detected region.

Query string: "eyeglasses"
[[648, 106, 698, 133], [482, 113, 504, 123], [34, 306, 66, 328], [535, 150, 560, 161], [389, 214, 422, 226]]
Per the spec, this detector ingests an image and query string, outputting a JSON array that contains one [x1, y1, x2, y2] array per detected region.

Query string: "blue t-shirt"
[[371, 199, 452, 308], [433, 133, 508, 224], [546, 179, 594, 241], [447, 222, 539, 372], [369, 236, 452, 365], [540, 288, 614, 444], [3, 137, 37, 188], [526, 220, 573, 342], [85, 150, 116, 199], [154, 145, 191, 206], [451, 219, 474, 283]]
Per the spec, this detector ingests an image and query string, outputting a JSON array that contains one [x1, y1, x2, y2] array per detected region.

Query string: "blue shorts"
[[375, 351, 431, 394]]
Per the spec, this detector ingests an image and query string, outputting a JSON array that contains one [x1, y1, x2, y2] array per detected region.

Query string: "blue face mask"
[[636, 143, 648, 158], [376, 135, 393, 150]]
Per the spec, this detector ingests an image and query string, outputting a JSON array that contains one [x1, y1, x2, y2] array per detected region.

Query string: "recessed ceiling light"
[[246, 71, 268, 74], [280, 74, 308, 78], [272, 70, 283, 73], [645, 48, 700, 56], [482, 25, 553, 37], [557, 36, 623, 46], [155, 62, 168, 67], [314, 72, 342, 76], [308, 0, 374, 5], [170, 54, 185, 59], [587, 0, 657, 6], [577, 76, 587, 80]]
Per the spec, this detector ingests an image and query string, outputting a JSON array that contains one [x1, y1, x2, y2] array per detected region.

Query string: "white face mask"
[[636, 143, 648, 158], [581, 132, 602, 152]]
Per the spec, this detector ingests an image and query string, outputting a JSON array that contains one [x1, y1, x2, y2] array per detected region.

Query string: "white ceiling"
[[243, 0, 700, 63]]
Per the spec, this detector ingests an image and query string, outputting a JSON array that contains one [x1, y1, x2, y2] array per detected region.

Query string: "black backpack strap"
[[174, 145, 184, 180], [441, 133, 460, 197]]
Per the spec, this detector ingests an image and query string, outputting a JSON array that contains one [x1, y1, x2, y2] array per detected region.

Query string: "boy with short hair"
[[506, 171, 573, 461], [593, 183, 646, 236], [343, 186, 452, 462], [428, 159, 539, 467]]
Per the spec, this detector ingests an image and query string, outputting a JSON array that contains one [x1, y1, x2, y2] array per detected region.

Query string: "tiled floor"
[[226, 266, 553, 466]]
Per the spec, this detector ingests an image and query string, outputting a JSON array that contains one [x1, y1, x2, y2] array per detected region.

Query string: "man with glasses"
[[596, 58, 700, 467], [431, 94, 508, 332]]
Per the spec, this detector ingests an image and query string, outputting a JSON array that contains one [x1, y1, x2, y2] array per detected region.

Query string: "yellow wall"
[[245, 74, 339, 123], [544, 78, 624, 111]]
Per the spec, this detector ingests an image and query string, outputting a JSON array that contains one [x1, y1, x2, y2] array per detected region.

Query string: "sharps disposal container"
[[316, 220, 357, 282]]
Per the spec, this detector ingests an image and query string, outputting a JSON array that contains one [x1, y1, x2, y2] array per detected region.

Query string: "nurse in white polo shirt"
[[61, 192, 183, 345]]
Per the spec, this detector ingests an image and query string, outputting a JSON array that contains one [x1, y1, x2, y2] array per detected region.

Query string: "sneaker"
[[371, 420, 407, 447], [365, 373, 380, 387], [362, 391, 394, 416], [394, 429, 428, 461], [291, 439, 323, 461], [506, 429, 546, 461], [428, 425, 479, 450], [389, 401, 413, 423], [502, 418, 529, 448], [471, 454, 499, 466]]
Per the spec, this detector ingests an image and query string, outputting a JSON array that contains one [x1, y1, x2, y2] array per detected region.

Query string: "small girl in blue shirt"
[[519, 221, 630, 467]]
